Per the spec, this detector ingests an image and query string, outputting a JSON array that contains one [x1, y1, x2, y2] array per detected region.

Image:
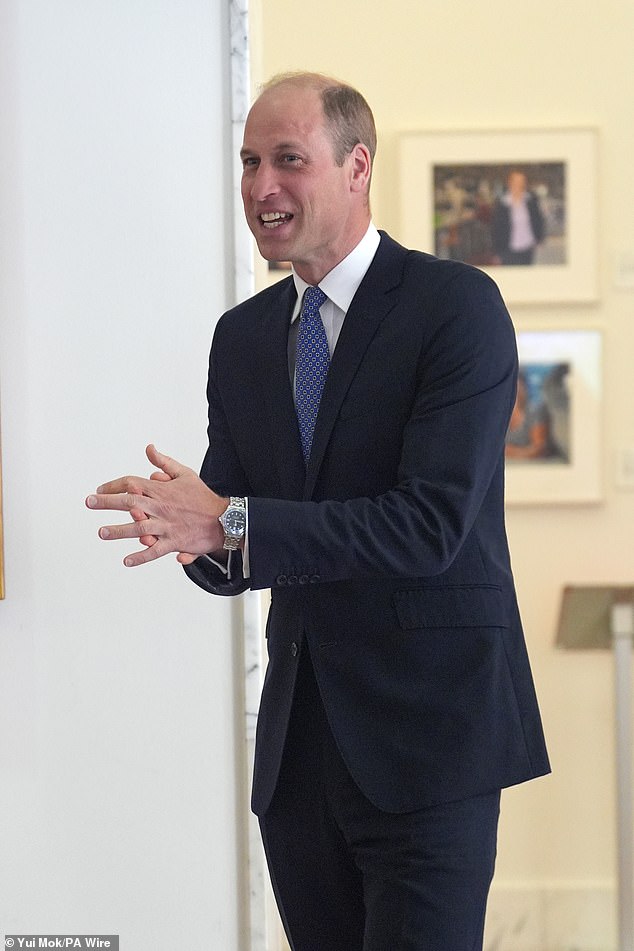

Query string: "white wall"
[[0, 2, 244, 947]]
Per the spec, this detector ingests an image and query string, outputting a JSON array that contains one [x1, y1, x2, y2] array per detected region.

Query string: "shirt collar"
[[503, 192, 528, 207], [291, 223, 380, 318]]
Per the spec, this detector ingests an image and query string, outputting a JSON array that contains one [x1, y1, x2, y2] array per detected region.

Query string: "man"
[[492, 169, 545, 265], [87, 73, 550, 951]]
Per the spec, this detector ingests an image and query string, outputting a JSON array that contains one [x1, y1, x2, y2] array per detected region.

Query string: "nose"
[[246, 162, 280, 202]]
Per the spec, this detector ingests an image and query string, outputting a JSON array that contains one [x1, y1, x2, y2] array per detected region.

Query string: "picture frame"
[[505, 329, 602, 505], [399, 129, 598, 304]]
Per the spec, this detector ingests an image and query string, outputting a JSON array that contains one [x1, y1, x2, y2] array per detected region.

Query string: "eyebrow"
[[240, 141, 305, 159]]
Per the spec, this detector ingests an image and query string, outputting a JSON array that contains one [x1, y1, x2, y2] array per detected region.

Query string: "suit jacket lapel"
[[256, 278, 307, 499], [304, 234, 407, 499]]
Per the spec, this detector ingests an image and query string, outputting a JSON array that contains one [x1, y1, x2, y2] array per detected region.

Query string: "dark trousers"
[[501, 248, 535, 265], [259, 642, 500, 951]]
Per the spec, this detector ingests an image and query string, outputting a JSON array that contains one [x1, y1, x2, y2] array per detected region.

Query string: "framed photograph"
[[505, 330, 602, 505], [399, 129, 598, 303]]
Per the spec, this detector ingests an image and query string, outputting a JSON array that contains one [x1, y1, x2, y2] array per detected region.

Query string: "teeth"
[[260, 211, 292, 230]]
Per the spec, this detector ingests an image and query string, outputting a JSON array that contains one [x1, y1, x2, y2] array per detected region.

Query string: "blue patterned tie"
[[296, 285, 329, 464]]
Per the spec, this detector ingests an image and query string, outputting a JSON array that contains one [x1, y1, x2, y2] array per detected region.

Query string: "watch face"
[[222, 509, 246, 537]]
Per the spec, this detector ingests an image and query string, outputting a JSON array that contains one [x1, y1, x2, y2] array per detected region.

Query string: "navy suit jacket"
[[186, 232, 550, 816]]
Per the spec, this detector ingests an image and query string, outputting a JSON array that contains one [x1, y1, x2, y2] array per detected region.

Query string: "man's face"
[[508, 171, 528, 198], [240, 84, 369, 284]]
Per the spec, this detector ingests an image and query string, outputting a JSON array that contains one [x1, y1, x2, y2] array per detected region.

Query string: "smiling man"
[[88, 72, 549, 951]]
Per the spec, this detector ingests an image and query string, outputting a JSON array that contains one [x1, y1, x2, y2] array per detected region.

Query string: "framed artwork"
[[399, 129, 598, 303], [505, 330, 602, 505]]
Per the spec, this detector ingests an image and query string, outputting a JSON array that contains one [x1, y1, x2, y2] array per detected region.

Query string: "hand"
[[86, 444, 228, 567]]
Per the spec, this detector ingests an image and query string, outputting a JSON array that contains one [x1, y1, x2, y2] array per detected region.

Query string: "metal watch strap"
[[220, 496, 246, 551]]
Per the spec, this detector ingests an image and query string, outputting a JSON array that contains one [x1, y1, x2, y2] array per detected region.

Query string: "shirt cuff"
[[242, 498, 250, 578], [201, 551, 232, 579]]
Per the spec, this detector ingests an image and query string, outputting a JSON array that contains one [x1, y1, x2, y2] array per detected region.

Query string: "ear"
[[349, 143, 372, 194]]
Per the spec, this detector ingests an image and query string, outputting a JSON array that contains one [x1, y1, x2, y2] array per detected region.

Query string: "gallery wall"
[[251, 1, 634, 946], [0, 1, 244, 947]]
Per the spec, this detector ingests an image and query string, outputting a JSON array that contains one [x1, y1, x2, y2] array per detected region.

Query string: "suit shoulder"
[[377, 231, 503, 297], [403, 247, 502, 295], [402, 250, 511, 331], [393, 248, 514, 353], [215, 276, 295, 334]]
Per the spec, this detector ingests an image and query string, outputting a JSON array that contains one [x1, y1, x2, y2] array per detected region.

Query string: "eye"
[[241, 156, 259, 169], [281, 154, 301, 164]]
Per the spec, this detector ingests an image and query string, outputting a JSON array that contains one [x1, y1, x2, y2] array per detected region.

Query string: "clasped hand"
[[86, 444, 228, 567]]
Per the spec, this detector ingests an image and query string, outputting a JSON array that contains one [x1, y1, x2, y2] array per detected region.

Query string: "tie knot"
[[302, 286, 327, 317]]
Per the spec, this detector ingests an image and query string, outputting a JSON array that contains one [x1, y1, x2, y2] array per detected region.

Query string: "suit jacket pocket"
[[393, 584, 507, 630]]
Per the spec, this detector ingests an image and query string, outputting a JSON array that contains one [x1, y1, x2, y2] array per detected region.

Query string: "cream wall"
[[251, 0, 634, 945]]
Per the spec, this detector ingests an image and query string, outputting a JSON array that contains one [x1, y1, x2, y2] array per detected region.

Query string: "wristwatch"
[[218, 497, 247, 551]]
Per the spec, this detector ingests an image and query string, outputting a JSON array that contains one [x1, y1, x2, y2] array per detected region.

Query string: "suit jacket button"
[[291, 641, 299, 657], [309, 575, 320, 584], [276, 574, 287, 585], [298, 574, 309, 585], [287, 575, 298, 585]]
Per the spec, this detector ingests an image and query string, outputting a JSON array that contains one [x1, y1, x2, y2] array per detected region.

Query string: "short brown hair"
[[260, 72, 377, 168]]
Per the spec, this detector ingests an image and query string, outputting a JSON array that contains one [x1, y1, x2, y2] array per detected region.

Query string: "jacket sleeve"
[[183, 327, 253, 598], [183, 549, 250, 597]]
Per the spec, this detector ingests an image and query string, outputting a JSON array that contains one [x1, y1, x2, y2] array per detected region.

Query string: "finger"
[[123, 540, 170, 568], [98, 518, 156, 542], [131, 505, 156, 543], [94, 476, 151, 496], [177, 552, 198, 565], [146, 444, 193, 480], [140, 534, 159, 547], [86, 492, 156, 513], [150, 471, 172, 482], [130, 506, 159, 547]]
